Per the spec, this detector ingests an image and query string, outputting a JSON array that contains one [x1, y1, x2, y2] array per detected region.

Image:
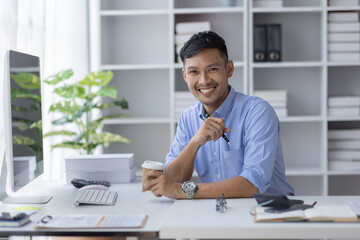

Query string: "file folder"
[[267, 24, 281, 62], [253, 24, 267, 62]]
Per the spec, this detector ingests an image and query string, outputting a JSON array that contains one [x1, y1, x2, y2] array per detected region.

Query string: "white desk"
[[160, 196, 360, 240], [1, 179, 360, 240], [0, 178, 174, 239]]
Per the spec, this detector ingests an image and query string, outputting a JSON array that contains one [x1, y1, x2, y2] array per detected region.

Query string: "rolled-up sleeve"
[[165, 113, 189, 169], [240, 101, 279, 193]]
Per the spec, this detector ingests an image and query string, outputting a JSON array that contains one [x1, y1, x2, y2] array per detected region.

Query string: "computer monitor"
[[1, 50, 51, 203]]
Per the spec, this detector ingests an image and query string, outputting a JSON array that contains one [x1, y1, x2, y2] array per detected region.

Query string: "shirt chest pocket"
[[222, 149, 244, 179]]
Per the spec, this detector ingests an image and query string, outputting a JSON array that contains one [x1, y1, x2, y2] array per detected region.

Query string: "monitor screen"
[[3, 50, 45, 193]]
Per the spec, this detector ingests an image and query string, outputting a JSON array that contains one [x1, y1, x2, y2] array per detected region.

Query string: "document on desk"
[[35, 214, 148, 229]]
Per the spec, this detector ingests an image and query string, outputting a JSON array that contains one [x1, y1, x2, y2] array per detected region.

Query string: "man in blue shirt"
[[142, 31, 294, 199]]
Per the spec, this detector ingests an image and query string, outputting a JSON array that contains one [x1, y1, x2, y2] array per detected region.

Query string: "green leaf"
[[80, 71, 113, 87], [95, 98, 129, 110], [43, 130, 77, 137], [49, 101, 82, 115], [30, 120, 42, 130], [13, 135, 35, 146], [94, 114, 130, 123], [11, 73, 40, 89], [54, 85, 86, 99], [11, 89, 41, 101], [51, 142, 84, 150], [96, 86, 117, 98], [44, 69, 74, 85], [92, 132, 131, 147]]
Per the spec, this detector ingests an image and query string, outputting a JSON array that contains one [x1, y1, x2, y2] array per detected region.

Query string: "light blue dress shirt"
[[165, 86, 294, 195]]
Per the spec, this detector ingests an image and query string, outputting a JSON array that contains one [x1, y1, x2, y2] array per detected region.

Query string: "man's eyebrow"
[[186, 62, 221, 70]]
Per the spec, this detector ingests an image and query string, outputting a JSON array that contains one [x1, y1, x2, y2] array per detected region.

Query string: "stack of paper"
[[254, 90, 288, 117], [328, 12, 360, 62], [328, 129, 360, 171], [174, 91, 198, 119], [65, 153, 136, 183], [175, 21, 211, 63], [328, 95, 360, 116], [253, 0, 283, 8]]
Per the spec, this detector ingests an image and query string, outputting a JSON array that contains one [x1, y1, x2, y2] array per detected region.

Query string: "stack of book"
[[65, 153, 136, 183], [0, 212, 31, 227], [328, 129, 360, 171], [253, 0, 283, 8], [328, 0, 359, 7], [175, 21, 211, 63], [254, 90, 288, 117], [328, 12, 360, 62], [174, 91, 198, 119], [328, 95, 360, 116]]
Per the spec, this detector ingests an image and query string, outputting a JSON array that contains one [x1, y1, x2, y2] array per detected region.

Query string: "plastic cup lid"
[[142, 160, 164, 170]]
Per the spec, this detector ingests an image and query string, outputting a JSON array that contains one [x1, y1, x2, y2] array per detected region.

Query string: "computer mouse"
[[79, 184, 109, 191]]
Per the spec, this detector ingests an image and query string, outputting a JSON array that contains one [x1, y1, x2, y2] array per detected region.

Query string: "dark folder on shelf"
[[253, 24, 267, 62], [267, 24, 281, 62]]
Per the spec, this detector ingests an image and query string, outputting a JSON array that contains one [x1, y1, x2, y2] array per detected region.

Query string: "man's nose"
[[199, 72, 210, 84]]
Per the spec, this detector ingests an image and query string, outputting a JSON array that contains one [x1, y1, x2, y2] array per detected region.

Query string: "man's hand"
[[142, 170, 185, 199], [191, 117, 230, 147]]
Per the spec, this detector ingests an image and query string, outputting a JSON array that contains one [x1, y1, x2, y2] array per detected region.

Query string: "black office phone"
[[70, 178, 111, 188]]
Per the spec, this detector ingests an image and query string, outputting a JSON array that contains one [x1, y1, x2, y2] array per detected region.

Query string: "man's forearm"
[[194, 176, 259, 199], [165, 138, 201, 182]]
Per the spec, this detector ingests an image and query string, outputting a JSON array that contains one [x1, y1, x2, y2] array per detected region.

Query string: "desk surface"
[[160, 196, 360, 240], [1, 179, 360, 239], [0, 178, 174, 238]]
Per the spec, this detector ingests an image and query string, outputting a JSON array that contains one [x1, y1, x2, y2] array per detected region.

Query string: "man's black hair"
[[179, 31, 228, 64]]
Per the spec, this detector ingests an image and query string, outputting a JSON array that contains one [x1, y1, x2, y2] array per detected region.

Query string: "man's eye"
[[189, 70, 198, 75], [209, 68, 218, 72]]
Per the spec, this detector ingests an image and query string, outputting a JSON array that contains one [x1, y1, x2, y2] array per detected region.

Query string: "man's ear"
[[182, 68, 188, 83], [226, 60, 234, 78]]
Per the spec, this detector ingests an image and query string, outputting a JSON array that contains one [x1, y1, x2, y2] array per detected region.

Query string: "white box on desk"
[[65, 153, 134, 171], [65, 166, 136, 184]]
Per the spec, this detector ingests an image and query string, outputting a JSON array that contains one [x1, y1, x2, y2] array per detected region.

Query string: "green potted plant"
[[44, 69, 130, 154]]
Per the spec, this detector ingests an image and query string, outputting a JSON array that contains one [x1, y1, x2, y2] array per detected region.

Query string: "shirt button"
[[214, 152, 217, 156], [217, 174, 221, 179]]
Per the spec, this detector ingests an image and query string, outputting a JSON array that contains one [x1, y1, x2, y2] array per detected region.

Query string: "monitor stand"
[[0, 151, 52, 204]]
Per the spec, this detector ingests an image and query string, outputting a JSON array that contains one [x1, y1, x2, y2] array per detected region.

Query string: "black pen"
[[204, 114, 232, 146]]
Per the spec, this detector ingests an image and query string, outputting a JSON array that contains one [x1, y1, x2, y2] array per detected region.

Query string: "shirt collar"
[[199, 85, 236, 120]]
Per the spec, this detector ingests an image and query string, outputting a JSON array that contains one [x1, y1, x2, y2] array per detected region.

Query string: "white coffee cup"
[[141, 160, 165, 185]]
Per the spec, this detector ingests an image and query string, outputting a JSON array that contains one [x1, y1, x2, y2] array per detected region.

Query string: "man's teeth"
[[199, 88, 214, 93]]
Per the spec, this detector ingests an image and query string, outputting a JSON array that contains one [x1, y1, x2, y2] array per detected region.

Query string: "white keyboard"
[[74, 189, 118, 206]]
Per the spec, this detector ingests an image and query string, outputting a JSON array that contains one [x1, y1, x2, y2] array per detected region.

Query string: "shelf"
[[286, 168, 324, 176], [327, 116, 360, 122], [100, 64, 170, 70], [174, 61, 245, 69], [327, 6, 360, 11], [100, 9, 169, 16], [327, 62, 360, 67], [252, 7, 323, 13], [252, 61, 323, 68], [328, 171, 360, 176], [173, 7, 245, 14], [103, 118, 172, 125], [279, 116, 323, 122]]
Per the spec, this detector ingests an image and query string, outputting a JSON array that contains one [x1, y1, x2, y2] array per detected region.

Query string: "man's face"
[[182, 48, 234, 115]]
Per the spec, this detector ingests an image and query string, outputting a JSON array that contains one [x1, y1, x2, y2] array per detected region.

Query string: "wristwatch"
[[182, 181, 198, 199]]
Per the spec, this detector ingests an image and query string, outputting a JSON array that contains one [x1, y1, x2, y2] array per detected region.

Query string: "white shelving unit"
[[90, 0, 360, 196]]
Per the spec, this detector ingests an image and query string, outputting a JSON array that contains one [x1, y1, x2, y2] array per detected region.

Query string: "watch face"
[[183, 181, 196, 192]]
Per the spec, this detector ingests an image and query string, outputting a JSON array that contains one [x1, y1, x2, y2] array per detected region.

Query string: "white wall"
[[0, 0, 89, 180]]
